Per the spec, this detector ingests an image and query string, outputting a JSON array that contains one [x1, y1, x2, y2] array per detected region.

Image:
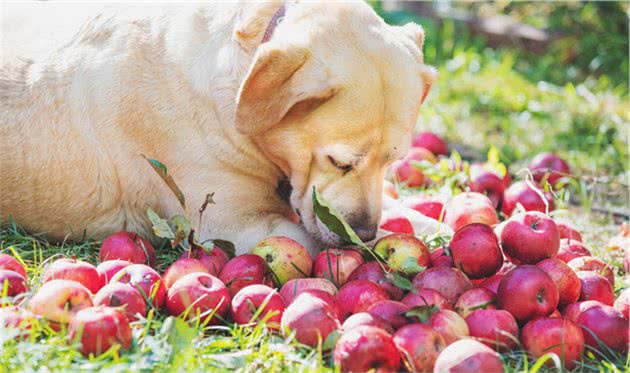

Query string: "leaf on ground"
[[147, 208, 175, 240], [171, 215, 192, 248], [161, 316, 196, 356], [142, 155, 186, 210]]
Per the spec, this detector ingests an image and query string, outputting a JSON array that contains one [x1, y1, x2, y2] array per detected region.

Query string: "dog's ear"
[[235, 45, 335, 135], [398, 22, 436, 105], [419, 65, 437, 105]]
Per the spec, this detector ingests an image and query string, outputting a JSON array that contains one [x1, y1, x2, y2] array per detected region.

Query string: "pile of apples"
[[1, 132, 628, 372]]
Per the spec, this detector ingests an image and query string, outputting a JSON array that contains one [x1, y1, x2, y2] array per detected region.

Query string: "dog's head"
[[234, 2, 436, 245]]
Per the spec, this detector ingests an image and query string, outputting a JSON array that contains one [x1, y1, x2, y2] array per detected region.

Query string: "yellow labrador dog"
[[1, 1, 438, 254]]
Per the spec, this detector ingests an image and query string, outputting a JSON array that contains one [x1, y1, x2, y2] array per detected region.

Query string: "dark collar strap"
[[261, 4, 287, 43]]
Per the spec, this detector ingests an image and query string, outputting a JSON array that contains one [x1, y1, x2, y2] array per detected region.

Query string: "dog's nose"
[[354, 225, 378, 242]]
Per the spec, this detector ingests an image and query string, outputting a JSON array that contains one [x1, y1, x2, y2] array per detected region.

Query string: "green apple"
[[373, 233, 430, 277], [251, 236, 313, 285]]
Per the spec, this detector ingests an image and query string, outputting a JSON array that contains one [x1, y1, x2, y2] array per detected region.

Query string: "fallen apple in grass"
[[27, 279, 93, 325], [450, 223, 503, 279], [528, 152, 570, 185], [497, 265, 559, 323], [465, 309, 519, 351], [0, 269, 29, 297], [556, 221, 583, 242], [68, 306, 133, 357], [166, 272, 230, 324], [380, 212, 415, 235], [336, 280, 390, 319], [347, 261, 404, 300], [468, 163, 506, 208], [521, 317, 584, 369], [393, 323, 445, 372], [501, 180, 556, 217], [93, 283, 147, 321], [613, 287, 629, 319], [567, 256, 615, 286], [443, 192, 498, 231], [313, 248, 363, 287], [96, 260, 132, 284], [334, 325, 401, 372], [412, 131, 448, 156], [535, 258, 581, 308], [342, 312, 393, 334], [373, 233, 431, 277], [392, 147, 437, 187], [366, 300, 412, 330], [180, 245, 229, 276], [433, 339, 504, 373], [100, 231, 156, 266], [218, 254, 274, 297], [430, 247, 454, 268], [576, 302, 629, 353], [402, 194, 444, 221], [162, 258, 208, 288], [556, 239, 591, 263], [402, 288, 452, 310], [111, 264, 166, 308], [230, 284, 285, 329], [0, 306, 37, 334], [412, 267, 473, 305], [280, 291, 341, 347], [576, 271, 614, 305], [428, 309, 469, 346], [478, 274, 504, 294], [43, 258, 104, 294], [251, 236, 313, 286], [0, 254, 27, 278], [454, 288, 497, 318], [279, 278, 337, 306], [499, 211, 560, 264]]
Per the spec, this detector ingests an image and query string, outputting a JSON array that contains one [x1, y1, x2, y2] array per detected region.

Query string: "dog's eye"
[[327, 155, 353, 173]]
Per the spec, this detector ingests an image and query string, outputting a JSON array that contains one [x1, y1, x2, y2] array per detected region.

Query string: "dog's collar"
[[262, 4, 287, 43]]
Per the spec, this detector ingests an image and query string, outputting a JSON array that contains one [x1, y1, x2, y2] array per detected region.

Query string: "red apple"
[[529, 152, 570, 185], [563, 300, 601, 322], [556, 239, 591, 263], [434, 339, 504, 373], [428, 309, 469, 346], [166, 272, 230, 325], [501, 181, 555, 217], [300, 289, 344, 321], [93, 283, 147, 321], [110, 264, 166, 308], [576, 271, 614, 305], [0, 306, 37, 335], [412, 267, 473, 304], [68, 306, 132, 357], [556, 222, 583, 242], [412, 132, 448, 156], [43, 258, 103, 294], [96, 260, 132, 284], [373, 234, 431, 277], [180, 245, 229, 276], [536, 258, 581, 308], [614, 288, 629, 319], [576, 303, 629, 352], [279, 278, 337, 305], [380, 212, 415, 235], [347, 261, 404, 300], [402, 289, 452, 310], [393, 323, 445, 371], [468, 163, 505, 208], [251, 236, 313, 285], [430, 247, 454, 268], [218, 254, 274, 297], [567, 256, 615, 286], [478, 274, 503, 294], [336, 280, 390, 319], [499, 211, 559, 264], [280, 291, 341, 347], [230, 284, 285, 329], [313, 248, 363, 287], [334, 325, 401, 372], [392, 147, 437, 187], [497, 265, 559, 323], [402, 195, 444, 221], [521, 317, 584, 369], [465, 309, 519, 351], [455, 288, 497, 318], [450, 224, 503, 279], [342, 312, 393, 334], [27, 279, 93, 324], [162, 258, 208, 288], [444, 192, 498, 231], [0, 269, 29, 297], [0, 254, 26, 278], [100, 231, 156, 266], [367, 300, 412, 330]]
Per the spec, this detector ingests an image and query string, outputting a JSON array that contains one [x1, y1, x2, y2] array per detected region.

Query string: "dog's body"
[[1, 2, 437, 254]]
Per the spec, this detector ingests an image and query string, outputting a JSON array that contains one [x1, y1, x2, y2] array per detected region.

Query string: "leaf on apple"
[[142, 155, 186, 210], [322, 329, 340, 351], [400, 256, 426, 276], [147, 208, 175, 240], [404, 305, 439, 323], [386, 272, 417, 294], [171, 215, 192, 248], [210, 239, 236, 259]]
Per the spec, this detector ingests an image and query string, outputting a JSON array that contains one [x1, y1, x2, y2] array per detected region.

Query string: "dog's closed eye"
[[327, 155, 354, 174]]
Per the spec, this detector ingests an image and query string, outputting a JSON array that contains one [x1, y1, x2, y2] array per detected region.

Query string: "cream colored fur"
[[1, 1, 440, 255]]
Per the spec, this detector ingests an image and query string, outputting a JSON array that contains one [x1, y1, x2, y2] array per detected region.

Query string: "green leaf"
[[212, 239, 236, 259], [322, 330, 341, 351], [399, 256, 426, 277], [161, 316, 197, 357], [386, 272, 417, 293], [404, 305, 439, 323], [147, 208, 175, 240], [142, 155, 186, 210], [171, 215, 192, 248], [311, 187, 363, 247]]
